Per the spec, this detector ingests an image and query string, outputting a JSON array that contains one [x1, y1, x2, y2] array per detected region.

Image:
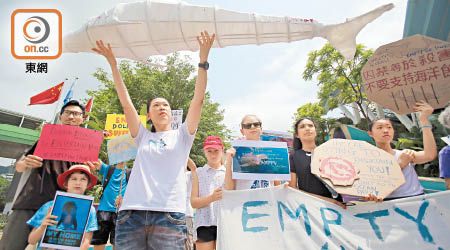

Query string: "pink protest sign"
[[34, 124, 103, 163], [361, 35, 450, 114]]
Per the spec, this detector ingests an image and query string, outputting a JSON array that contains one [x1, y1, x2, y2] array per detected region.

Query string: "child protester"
[[190, 136, 226, 250], [368, 101, 437, 200], [27, 165, 99, 250], [225, 114, 280, 190], [91, 161, 130, 250], [289, 117, 345, 208]]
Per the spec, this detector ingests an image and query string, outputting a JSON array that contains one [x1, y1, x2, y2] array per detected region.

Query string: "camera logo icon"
[[11, 9, 62, 59]]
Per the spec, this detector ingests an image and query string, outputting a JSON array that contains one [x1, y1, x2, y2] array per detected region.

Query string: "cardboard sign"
[[310, 139, 405, 199], [104, 114, 147, 139], [107, 133, 137, 165], [361, 34, 450, 114], [171, 110, 183, 130], [34, 124, 103, 163], [217, 186, 450, 249], [40, 191, 94, 250], [232, 140, 290, 181]]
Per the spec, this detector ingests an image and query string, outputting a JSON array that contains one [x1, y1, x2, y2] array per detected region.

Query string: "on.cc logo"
[[11, 9, 61, 59], [23, 16, 50, 44]]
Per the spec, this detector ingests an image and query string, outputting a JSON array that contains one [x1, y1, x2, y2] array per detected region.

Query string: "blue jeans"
[[115, 210, 186, 250]]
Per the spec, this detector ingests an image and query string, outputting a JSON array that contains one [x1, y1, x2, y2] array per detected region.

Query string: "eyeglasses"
[[241, 122, 262, 129], [62, 110, 83, 117]]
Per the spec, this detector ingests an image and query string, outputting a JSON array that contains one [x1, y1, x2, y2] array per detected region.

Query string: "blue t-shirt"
[[98, 163, 128, 212], [27, 200, 98, 250]]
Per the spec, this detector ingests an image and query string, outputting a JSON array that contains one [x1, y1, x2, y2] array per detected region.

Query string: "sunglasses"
[[241, 122, 262, 129]]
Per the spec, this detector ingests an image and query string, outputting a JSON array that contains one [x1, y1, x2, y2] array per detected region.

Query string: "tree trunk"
[[355, 101, 369, 122]]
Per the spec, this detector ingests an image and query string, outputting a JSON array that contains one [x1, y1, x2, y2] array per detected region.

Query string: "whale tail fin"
[[321, 3, 394, 60]]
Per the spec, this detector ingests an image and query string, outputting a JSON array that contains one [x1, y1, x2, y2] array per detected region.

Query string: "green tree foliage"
[[293, 102, 325, 123], [0, 176, 11, 212], [292, 102, 338, 144], [302, 43, 374, 121], [86, 53, 230, 168]]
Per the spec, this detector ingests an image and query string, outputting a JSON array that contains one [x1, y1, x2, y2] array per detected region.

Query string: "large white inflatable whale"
[[63, 0, 393, 61]]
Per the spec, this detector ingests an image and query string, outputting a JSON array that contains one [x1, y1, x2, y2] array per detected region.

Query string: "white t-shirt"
[[195, 164, 225, 229], [120, 122, 195, 213], [387, 150, 424, 198], [185, 171, 194, 217]]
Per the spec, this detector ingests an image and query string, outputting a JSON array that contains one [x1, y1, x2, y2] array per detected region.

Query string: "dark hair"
[[293, 117, 317, 150], [147, 97, 170, 133], [60, 100, 85, 116], [368, 118, 393, 132]]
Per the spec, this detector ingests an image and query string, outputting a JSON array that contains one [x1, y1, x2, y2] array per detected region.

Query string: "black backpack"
[[99, 166, 132, 200]]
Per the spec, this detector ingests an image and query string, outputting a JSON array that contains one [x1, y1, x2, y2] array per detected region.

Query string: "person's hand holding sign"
[[15, 155, 43, 172], [28, 209, 58, 245], [115, 195, 123, 209]]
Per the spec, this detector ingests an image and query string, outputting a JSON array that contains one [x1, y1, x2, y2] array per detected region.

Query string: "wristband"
[[421, 125, 432, 129]]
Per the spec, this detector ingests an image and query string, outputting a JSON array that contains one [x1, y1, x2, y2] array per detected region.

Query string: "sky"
[[0, 0, 407, 163]]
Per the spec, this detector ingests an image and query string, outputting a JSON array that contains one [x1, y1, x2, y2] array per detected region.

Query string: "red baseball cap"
[[203, 136, 224, 149], [57, 165, 98, 190]]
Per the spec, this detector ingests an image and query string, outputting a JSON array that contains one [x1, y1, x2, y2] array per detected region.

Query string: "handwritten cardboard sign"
[[34, 124, 103, 163], [171, 110, 183, 130], [361, 34, 450, 114], [232, 140, 290, 181], [104, 114, 147, 139], [107, 133, 137, 165], [311, 139, 405, 199], [217, 186, 450, 249], [40, 191, 94, 250]]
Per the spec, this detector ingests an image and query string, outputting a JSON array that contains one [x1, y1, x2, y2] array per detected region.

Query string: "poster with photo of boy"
[[40, 191, 94, 250]]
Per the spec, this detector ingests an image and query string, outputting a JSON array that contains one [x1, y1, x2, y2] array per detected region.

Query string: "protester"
[[368, 101, 437, 200], [92, 31, 215, 249], [438, 105, 450, 190], [91, 161, 130, 250], [27, 165, 98, 250], [0, 100, 91, 250], [225, 115, 280, 190], [289, 117, 345, 208], [185, 158, 195, 250], [190, 136, 226, 250]]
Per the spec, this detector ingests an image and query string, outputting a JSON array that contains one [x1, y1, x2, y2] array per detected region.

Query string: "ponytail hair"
[[149, 119, 156, 132]]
